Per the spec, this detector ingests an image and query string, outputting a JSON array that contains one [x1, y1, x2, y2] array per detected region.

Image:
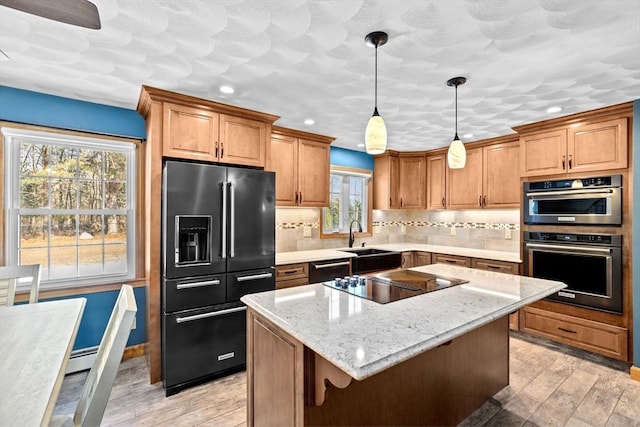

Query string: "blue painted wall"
[[330, 146, 374, 170], [633, 99, 639, 368], [0, 85, 145, 139], [1, 86, 147, 350]]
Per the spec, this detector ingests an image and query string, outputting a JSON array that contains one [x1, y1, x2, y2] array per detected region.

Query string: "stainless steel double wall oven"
[[522, 175, 623, 314]]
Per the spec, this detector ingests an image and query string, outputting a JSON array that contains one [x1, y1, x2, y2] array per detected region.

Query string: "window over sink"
[[321, 166, 372, 238]]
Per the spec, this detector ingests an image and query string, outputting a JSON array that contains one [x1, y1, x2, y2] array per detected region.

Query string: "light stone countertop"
[[275, 244, 521, 266], [241, 264, 565, 381]]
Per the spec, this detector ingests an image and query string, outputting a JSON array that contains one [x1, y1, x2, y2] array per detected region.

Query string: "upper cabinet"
[[440, 137, 520, 210], [269, 126, 334, 207], [373, 152, 400, 209], [139, 86, 279, 168], [517, 113, 628, 178], [373, 152, 425, 209], [426, 154, 446, 210], [398, 154, 426, 209]]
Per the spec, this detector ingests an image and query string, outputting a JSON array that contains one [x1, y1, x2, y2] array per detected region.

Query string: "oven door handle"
[[525, 243, 612, 254], [176, 306, 246, 323], [525, 189, 614, 198]]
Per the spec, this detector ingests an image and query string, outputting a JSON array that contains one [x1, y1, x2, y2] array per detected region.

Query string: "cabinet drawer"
[[522, 307, 628, 361], [275, 263, 308, 281], [414, 252, 432, 267], [432, 254, 471, 268], [275, 277, 309, 290], [471, 259, 519, 275]]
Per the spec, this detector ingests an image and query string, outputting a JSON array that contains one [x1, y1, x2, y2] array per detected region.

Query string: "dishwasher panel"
[[308, 259, 351, 284]]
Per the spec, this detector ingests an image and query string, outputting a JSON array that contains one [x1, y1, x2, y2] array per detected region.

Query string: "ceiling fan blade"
[[0, 0, 101, 29]]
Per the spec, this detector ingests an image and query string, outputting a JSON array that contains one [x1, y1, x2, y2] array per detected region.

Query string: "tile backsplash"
[[276, 207, 520, 253]]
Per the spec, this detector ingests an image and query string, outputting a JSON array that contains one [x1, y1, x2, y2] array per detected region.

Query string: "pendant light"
[[447, 76, 467, 169], [364, 31, 388, 155]]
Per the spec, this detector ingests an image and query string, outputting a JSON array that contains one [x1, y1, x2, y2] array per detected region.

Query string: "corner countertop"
[[275, 244, 521, 266], [241, 264, 565, 381]]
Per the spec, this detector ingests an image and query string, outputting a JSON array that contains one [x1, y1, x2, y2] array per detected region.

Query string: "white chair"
[[50, 285, 137, 427], [0, 264, 41, 307]]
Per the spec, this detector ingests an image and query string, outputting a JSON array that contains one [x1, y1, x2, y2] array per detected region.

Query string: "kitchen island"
[[241, 264, 566, 426]]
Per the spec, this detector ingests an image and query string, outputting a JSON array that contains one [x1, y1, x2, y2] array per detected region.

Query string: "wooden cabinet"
[[471, 258, 519, 275], [426, 154, 446, 210], [163, 102, 269, 167], [270, 127, 334, 207], [401, 252, 414, 269], [275, 263, 309, 290], [522, 307, 628, 361], [414, 251, 432, 267], [519, 118, 628, 177], [447, 140, 520, 210], [471, 258, 521, 330], [373, 152, 399, 209], [374, 152, 425, 209], [398, 154, 426, 209], [432, 253, 471, 268]]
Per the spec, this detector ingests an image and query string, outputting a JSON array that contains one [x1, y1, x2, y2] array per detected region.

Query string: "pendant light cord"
[[454, 83, 458, 135], [374, 41, 378, 111]]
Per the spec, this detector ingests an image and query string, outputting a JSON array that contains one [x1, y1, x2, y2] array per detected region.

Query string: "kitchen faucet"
[[348, 220, 362, 248]]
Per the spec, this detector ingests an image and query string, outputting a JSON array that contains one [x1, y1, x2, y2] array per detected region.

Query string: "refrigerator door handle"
[[230, 181, 235, 258], [175, 306, 247, 323], [236, 272, 273, 282], [221, 181, 227, 259]]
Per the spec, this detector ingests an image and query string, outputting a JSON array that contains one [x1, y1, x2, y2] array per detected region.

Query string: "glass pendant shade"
[[447, 134, 466, 169], [365, 109, 387, 154]]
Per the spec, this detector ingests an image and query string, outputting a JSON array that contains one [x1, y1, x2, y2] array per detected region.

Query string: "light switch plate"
[[373, 225, 381, 234], [450, 226, 456, 236], [400, 225, 407, 234], [303, 226, 312, 237], [505, 228, 512, 239]]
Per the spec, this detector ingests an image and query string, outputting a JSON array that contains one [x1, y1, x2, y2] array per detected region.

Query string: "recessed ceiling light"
[[463, 133, 474, 139], [219, 85, 234, 94], [546, 106, 562, 114], [304, 118, 315, 125], [357, 143, 365, 148]]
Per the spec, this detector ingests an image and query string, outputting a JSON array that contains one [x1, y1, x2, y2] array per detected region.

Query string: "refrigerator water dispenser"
[[175, 215, 211, 265]]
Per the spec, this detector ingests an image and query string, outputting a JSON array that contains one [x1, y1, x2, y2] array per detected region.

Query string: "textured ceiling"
[[0, 0, 639, 152]]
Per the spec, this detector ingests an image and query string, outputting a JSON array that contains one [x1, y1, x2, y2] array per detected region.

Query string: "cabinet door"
[[297, 139, 329, 206], [483, 142, 520, 209], [446, 147, 482, 209], [426, 155, 446, 210], [373, 154, 399, 209], [398, 156, 425, 209], [219, 114, 266, 167], [520, 129, 567, 177], [163, 102, 218, 161], [414, 252, 432, 267], [401, 252, 414, 269], [568, 118, 628, 173], [270, 134, 298, 206]]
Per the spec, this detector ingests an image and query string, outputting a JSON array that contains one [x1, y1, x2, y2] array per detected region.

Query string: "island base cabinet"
[[247, 307, 510, 426]]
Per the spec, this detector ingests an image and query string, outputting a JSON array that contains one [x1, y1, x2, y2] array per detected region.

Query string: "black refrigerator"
[[161, 160, 275, 396]]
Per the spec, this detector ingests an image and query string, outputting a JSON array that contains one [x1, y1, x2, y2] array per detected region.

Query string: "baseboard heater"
[[66, 346, 98, 374]]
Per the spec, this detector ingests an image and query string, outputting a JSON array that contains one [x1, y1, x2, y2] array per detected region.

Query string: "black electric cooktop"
[[323, 270, 469, 304]]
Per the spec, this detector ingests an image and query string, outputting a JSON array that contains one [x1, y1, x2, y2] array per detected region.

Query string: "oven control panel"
[[525, 231, 621, 247]]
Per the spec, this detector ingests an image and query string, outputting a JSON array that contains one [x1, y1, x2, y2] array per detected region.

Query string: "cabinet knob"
[[442, 197, 445, 207], [299, 192, 303, 204], [221, 142, 224, 158], [562, 155, 566, 170], [482, 195, 487, 207], [294, 192, 299, 204], [479, 195, 482, 207], [215, 141, 219, 158], [568, 154, 572, 169], [400, 197, 403, 207]]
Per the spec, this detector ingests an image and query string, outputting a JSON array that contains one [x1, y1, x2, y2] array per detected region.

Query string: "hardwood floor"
[[54, 332, 640, 426]]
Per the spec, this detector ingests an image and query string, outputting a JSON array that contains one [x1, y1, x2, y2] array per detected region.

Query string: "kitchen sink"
[[341, 248, 402, 274]]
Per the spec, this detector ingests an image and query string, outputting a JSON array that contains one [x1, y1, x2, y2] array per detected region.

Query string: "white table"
[[0, 298, 86, 427]]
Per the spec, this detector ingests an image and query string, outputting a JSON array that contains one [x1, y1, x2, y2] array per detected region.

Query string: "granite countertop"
[[276, 244, 521, 266], [241, 264, 565, 381]]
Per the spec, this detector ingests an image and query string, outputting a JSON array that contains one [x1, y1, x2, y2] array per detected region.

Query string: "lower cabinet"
[[275, 263, 309, 290], [432, 253, 471, 268], [413, 251, 432, 267], [401, 252, 414, 269], [521, 307, 628, 361], [471, 258, 521, 330]]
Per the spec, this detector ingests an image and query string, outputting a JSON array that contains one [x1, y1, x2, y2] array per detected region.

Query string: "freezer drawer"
[[163, 274, 226, 312], [163, 303, 246, 395], [227, 268, 275, 302]]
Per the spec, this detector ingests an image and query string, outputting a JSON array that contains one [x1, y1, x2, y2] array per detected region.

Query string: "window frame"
[[2, 126, 139, 291], [320, 165, 373, 239]]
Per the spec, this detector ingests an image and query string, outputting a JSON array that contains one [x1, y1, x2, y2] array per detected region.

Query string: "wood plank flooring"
[[54, 332, 640, 426]]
